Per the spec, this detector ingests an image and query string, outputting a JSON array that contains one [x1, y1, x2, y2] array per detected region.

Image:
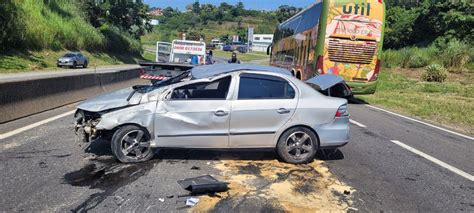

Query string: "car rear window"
[[238, 73, 295, 100]]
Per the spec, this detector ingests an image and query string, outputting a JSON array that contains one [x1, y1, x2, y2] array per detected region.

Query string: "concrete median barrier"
[[0, 68, 146, 123]]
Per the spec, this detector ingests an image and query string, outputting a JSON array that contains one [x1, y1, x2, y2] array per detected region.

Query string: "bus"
[[270, 0, 385, 94]]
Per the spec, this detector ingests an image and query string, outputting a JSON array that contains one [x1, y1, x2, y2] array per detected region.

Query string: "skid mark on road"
[[193, 159, 355, 212]]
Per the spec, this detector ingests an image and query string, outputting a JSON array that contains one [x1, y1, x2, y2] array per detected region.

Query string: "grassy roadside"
[[213, 50, 269, 62], [0, 50, 142, 73], [357, 68, 474, 135]]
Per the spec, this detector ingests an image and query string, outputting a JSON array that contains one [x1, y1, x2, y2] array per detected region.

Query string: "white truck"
[[140, 40, 207, 83], [155, 40, 206, 65]]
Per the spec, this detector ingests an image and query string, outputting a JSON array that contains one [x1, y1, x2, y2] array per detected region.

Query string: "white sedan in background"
[[74, 64, 350, 164]]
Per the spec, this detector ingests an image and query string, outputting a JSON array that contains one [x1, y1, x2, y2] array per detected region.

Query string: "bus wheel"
[[296, 71, 302, 80]]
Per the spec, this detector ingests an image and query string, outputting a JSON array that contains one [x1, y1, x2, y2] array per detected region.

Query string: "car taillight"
[[335, 104, 349, 117], [316, 55, 324, 74], [369, 59, 381, 81]]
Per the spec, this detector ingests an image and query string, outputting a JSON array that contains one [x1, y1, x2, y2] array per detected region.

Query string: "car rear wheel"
[[277, 127, 318, 164], [111, 125, 154, 163]]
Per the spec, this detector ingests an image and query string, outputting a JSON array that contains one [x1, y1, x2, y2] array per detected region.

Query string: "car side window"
[[238, 73, 295, 100], [171, 76, 231, 100]]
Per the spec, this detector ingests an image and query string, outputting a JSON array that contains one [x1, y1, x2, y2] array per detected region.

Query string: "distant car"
[[57, 52, 88, 68], [237, 46, 248, 53], [223, 44, 232, 51], [74, 64, 350, 164], [206, 44, 216, 50]]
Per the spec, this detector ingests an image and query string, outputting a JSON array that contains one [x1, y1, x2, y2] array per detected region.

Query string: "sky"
[[144, 0, 315, 11]]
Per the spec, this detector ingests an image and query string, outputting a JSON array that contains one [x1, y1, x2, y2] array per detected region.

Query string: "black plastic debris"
[[190, 166, 200, 170], [178, 175, 229, 194]]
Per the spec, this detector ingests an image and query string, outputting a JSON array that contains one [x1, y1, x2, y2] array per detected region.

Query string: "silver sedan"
[[75, 64, 350, 164]]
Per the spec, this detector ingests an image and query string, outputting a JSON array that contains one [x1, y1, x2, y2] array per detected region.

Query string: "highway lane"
[[0, 60, 473, 212], [327, 104, 473, 212], [0, 101, 472, 212]]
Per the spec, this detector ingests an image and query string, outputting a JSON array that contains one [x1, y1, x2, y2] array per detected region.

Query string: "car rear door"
[[229, 73, 298, 148], [154, 76, 233, 148]]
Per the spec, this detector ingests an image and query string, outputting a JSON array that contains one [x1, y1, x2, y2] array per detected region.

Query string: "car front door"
[[230, 73, 298, 147], [154, 76, 233, 148], [78, 54, 86, 65]]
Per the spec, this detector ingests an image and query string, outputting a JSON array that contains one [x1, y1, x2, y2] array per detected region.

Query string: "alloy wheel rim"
[[120, 130, 151, 159], [286, 131, 313, 159]]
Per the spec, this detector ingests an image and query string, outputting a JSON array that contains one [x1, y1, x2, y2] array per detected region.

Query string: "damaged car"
[[75, 64, 350, 164]]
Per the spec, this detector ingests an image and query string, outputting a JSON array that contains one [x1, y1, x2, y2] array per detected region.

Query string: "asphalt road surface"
[[0, 85, 473, 212]]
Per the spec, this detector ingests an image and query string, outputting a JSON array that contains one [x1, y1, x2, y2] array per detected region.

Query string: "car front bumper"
[[57, 61, 74, 66]]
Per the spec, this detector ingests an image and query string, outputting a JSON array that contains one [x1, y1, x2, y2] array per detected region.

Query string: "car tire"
[[276, 127, 318, 164], [72, 61, 77, 69], [111, 125, 154, 163], [83, 61, 88, 68]]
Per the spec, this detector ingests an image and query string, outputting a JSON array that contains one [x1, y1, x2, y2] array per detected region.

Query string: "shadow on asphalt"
[[349, 96, 369, 104]]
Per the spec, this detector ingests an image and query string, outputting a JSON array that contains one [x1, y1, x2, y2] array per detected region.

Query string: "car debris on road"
[[178, 175, 229, 194], [185, 197, 200, 206]]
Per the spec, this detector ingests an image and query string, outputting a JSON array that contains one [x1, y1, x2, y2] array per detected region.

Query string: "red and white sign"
[[172, 41, 205, 55]]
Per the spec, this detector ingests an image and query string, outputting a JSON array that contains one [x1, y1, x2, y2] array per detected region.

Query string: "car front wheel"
[[277, 127, 318, 164], [111, 125, 154, 163], [83, 61, 88, 68]]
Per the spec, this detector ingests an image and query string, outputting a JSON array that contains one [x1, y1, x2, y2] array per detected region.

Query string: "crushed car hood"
[[78, 87, 137, 112], [305, 74, 345, 91]]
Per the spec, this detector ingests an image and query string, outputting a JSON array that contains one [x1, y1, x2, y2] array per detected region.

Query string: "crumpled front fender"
[[96, 102, 157, 139]]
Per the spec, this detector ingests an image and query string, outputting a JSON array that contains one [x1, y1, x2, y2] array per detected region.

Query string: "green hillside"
[[0, 0, 146, 72]]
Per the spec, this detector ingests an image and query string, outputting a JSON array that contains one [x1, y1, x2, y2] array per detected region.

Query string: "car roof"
[[190, 64, 292, 79]]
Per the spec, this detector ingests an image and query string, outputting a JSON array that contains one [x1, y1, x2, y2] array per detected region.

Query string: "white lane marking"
[[0, 110, 75, 140], [390, 140, 474, 182], [350, 119, 367, 128], [365, 104, 473, 141]]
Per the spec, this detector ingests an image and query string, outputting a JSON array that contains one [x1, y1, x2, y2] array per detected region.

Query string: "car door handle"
[[214, 110, 229, 117], [277, 108, 291, 114]]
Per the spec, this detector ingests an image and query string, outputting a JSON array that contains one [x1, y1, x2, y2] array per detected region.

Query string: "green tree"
[[107, 1, 152, 38], [384, 6, 420, 48], [192, 0, 200, 14], [0, 1, 24, 50], [276, 5, 301, 23]]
